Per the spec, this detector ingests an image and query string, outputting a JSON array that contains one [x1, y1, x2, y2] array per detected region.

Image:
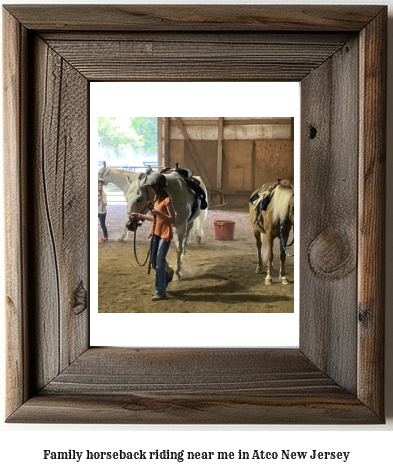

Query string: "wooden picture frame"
[[3, 5, 386, 424]]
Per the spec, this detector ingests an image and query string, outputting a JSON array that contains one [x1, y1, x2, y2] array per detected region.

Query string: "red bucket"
[[213, 220, 235, 240]]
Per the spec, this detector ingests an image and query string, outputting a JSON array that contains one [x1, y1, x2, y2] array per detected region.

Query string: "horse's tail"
[[192, 208, 208, 244], [192, 176, 208, 243], [272, 186, 294, 224]]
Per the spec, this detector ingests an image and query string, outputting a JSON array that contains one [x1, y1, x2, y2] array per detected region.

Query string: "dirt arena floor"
[[98, 202, 294, 313]]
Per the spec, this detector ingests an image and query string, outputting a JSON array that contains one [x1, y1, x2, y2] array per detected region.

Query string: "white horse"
[[126, 171, 208, 280], [98, 162, 153, 241]]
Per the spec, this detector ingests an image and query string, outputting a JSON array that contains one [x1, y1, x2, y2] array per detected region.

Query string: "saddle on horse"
[[162, 163, 208, 212], [250, 179, 282, 226]]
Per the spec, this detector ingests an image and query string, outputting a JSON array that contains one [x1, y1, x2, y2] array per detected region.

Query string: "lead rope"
[[280, 220, 294, 258], [133, 214, 157, 275], [147, 215, 157, 275]]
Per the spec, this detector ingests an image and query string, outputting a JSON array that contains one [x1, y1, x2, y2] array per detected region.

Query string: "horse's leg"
[[183, 221, 194, 257], [254, 230, 263, 274], [165, 261, 174, 276], [172, 223, 186, 280], [118, 218, 129, 241], [279, 235, 290, 285], [193, 208, 207, 244], [265, 236, 274, 285]]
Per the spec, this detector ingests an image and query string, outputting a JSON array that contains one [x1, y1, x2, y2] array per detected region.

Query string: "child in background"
[[98, 179, 109, 242]]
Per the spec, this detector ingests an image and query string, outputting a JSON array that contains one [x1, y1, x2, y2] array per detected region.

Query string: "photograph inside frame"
[[97, 116, 295, 314]]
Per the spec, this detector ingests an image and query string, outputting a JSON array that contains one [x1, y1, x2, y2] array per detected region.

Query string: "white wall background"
[[90, 82, 300, 348], [1, 0, 392, 473]]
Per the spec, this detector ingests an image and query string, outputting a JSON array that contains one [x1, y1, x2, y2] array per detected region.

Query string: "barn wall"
[[253, 140, 294, 189], [183, 140, 218, 186], [223, 139, 294, 193], [161, 117, 294, 204]]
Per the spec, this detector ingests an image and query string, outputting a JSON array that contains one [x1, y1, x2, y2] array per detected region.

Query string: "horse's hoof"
[[167, 267, 174, 277], [255, 266, 263, 274], [173, 273, 181, 282], [265, 277, 273, 285], [195, 236, 202, 244], [117, 238, 125, 242], [280, 276, 290, 285]]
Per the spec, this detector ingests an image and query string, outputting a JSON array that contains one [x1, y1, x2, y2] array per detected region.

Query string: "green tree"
[[98, 117, 157, 157], [130, 117, 157, 156]]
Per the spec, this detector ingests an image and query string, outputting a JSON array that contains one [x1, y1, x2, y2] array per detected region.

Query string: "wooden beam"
[[169, 118, 292, 126], [225, 118, 292, 126], [217, 117, 224, 189], [164, 117, 170, 168], [157, 117, 162, 165], [251, 140, 256, 192], [175, 117, 212, 189]]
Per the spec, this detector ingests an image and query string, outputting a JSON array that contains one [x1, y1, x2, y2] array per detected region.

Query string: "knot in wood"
[[73, 281, 87, 315], [309, 125, 317, 139], [358, 307, 370, 326], [308, 228, 355, 279]]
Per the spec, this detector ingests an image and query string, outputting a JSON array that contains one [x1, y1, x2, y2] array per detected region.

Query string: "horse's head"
[[125, 174, 154, 214], [98, 161, 110, 185]]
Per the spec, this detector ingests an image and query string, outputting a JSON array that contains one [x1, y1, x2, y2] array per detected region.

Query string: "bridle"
[[99, 167, 111, 184]]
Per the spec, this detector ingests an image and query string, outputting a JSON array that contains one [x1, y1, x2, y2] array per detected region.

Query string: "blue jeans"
[[151, 235, 171, 297], [98, 213, 108, 239]]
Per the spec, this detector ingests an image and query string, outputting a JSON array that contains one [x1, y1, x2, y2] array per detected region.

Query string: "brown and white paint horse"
[[249, 183, 294, 285]]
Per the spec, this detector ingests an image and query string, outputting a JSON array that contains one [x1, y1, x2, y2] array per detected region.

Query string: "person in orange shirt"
[[130, 174, 175, 301]]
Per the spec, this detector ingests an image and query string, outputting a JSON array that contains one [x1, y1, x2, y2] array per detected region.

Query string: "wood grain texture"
[[3, 5, 384, 31], [3, 5, 386, 424], [24, 36, 90, 392], [357, 9, 387, 417], [7, 348, 379, 424], [9, 392, 379, 425], [300, 35, 359, 394], [45, 37, 348, 81], [3, 9, 30, 417]]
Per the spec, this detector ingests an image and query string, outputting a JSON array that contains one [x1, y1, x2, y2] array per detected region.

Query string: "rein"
[[280, 220, 294, 258], [132, 214, 156, 275]]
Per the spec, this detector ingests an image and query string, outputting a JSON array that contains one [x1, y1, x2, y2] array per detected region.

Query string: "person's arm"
[[152, 198, 175, 224], [129, 212, 153, 222]]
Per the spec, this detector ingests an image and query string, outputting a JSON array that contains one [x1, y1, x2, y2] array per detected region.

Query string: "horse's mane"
[[271, 185, 294, 223], [107, 167, 140, 177]]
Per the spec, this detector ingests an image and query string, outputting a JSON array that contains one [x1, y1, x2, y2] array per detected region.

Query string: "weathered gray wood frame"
[[3, 5, 386, 424]]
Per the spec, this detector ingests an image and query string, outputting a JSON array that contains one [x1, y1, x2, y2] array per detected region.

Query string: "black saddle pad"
[[186, 176, 208, 210], [249, 191, 260, 204]]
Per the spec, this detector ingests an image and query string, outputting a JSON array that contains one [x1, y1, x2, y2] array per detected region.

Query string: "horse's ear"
[[146, 165, 153, 175], [126, 175, 133, 185], [103, 161, 106, 169]]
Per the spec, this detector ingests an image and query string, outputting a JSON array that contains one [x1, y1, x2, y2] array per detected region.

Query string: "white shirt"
[[98, 190, 107, 214]]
